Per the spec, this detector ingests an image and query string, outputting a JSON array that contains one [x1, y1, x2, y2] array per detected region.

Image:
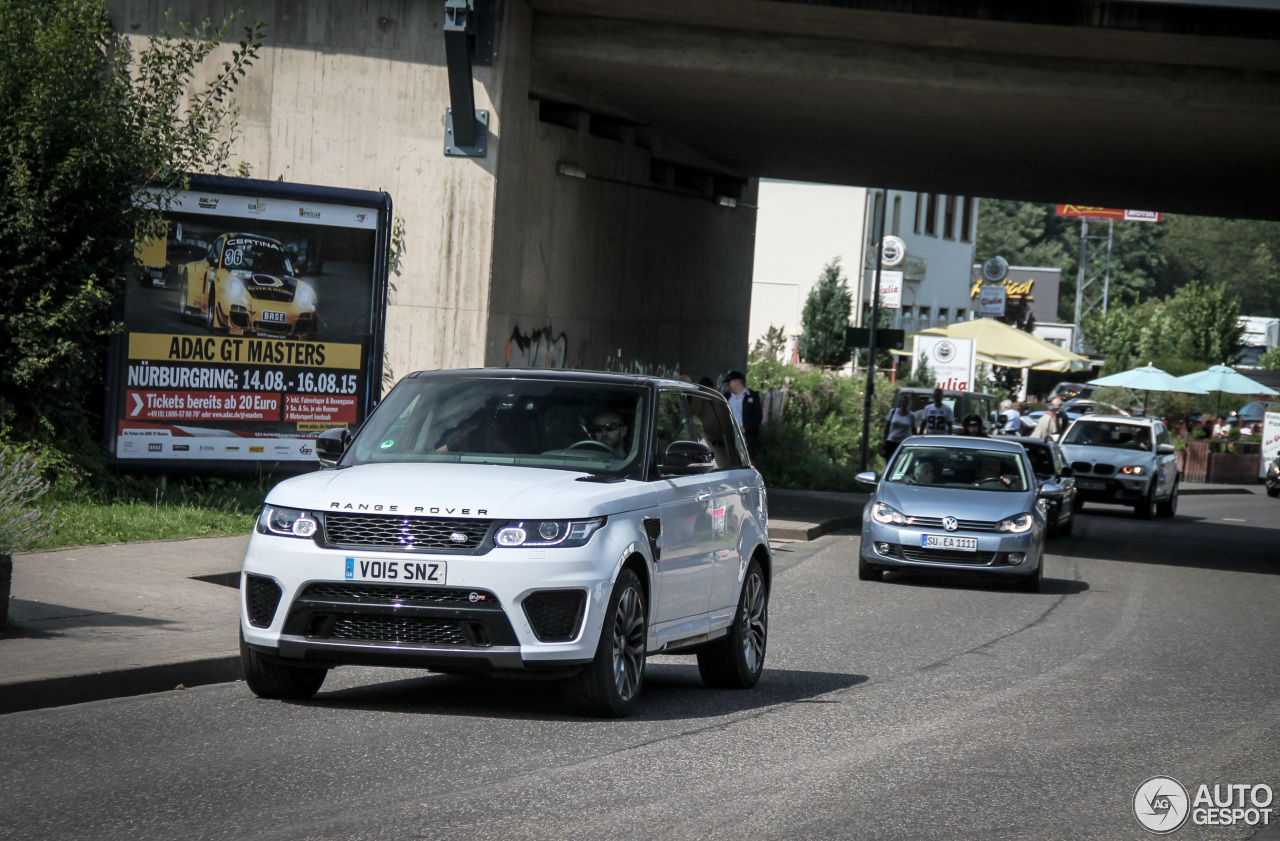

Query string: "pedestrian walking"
[[724, 370, 763, 459], [1030, 396, 1068, 440], [918, 387, 954, 435], [882, 393, 918, 463]]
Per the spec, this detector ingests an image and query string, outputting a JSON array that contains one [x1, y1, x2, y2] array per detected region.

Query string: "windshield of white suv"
[[1062, 421, 1152, 451], [344, 377, 648, 476], [887, 445, 1029, 492]]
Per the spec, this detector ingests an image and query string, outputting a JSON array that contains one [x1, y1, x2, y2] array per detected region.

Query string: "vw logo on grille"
[[449, 531, 468, 543], [942, 516, 959, 531]]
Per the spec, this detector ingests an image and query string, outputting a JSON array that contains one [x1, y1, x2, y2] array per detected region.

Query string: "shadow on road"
[[298, 665, 867, 722], [879, 571, 1089, 596], [1060, 510, 1280, 576], [1, 601, 177, 639]]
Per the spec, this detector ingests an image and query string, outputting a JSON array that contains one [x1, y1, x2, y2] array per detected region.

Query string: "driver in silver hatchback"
[[857, 435, 1049, 592]]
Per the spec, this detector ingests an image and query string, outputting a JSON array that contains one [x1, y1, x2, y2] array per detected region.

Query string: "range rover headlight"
[[997, 513, 1034, 534], [871, 502, 906, 525], [494, 517, 605, 548], [257, 505, 318, 538], [1120, 464, 1146, 475]]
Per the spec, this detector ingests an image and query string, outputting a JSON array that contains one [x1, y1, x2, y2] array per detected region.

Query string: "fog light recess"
[[876, 542, 891, 555], [1007, 553, 1025, 566]]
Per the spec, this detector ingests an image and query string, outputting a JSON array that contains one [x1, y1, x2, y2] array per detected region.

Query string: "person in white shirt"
[[999, 399, 1022, 435], [918, 387, 954, 435]]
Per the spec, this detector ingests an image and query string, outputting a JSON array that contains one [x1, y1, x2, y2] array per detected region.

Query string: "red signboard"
[[1055, 205, 1163, 223], [125, 390, 281, 422]]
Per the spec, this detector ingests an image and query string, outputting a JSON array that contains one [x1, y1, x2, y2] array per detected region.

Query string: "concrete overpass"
[[116, 0, 1280, 381], [528, 0, 1280, 221]]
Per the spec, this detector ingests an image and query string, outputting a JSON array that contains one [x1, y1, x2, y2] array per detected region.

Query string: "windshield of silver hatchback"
[[887, 446, 1029, 492]]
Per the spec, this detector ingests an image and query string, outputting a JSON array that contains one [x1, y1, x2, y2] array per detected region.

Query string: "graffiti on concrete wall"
[[604, 355, 682, 380], [506, 326, 569, 369]]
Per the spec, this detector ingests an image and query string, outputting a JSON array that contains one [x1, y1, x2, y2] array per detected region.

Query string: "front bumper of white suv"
[[239, 513, 647, 674]]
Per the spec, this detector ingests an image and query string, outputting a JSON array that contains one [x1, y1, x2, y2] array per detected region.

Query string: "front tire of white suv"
[[240, 632, 327, 700], [566, 567, 646, 718], [697, 559, 768, 689]]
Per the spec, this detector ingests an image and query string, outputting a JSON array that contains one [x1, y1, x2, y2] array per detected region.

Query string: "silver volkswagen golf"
[[856, 435, 1050, 592]]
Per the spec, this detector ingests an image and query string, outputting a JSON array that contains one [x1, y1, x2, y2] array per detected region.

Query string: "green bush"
[[748, 338, 894, 490]]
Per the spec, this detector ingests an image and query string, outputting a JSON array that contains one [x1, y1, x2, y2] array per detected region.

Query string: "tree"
[[0, 1, 262, 474], [798, 258, 853, 368], [976, 199, 1164, 320], [1165, 280, 1244, 365]]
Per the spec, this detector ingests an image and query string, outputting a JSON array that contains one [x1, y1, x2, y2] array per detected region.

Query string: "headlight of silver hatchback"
[[996, 512, 1034, 534], [871, 502, 906, 525], [257, 505, 319, 538]]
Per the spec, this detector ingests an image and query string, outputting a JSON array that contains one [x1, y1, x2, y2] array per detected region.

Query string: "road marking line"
[[1223, 518, 1246, 522]]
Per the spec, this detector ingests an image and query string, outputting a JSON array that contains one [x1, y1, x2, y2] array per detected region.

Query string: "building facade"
[[749, 185, 979, 352]]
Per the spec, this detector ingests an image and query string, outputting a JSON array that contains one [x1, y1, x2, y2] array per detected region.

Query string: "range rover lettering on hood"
[[329, 502, 489, 515]]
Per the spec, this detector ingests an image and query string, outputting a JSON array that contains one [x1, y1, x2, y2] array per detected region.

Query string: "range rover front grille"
[[299, 583, 501, 609], [328, 616, 472, 646], [322, 514, 494, 552]]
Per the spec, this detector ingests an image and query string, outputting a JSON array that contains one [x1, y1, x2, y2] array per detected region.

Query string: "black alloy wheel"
[[239, 632, 327, 700], [566, 567, 647, 717], [1157, 480, 1179, 518], [1134, 483, 1157, 520], [697, 559, 768, 689]]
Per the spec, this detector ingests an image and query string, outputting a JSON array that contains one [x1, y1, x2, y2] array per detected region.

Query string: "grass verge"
[[29, 475, 270, 551]]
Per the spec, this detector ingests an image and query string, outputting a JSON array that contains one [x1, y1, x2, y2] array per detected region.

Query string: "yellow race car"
[[179, 233, 317, 338]]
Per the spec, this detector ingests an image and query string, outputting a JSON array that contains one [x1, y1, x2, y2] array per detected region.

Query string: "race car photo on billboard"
[[178, 233, 318, 339]]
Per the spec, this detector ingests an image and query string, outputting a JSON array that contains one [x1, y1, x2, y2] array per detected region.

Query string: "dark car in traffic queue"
[[1009, 437, 1077, 538], [1266, 455, 1280, 498]]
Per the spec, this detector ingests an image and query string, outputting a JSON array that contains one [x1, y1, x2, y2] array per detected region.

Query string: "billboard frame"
[[102, 174, 392, 475]]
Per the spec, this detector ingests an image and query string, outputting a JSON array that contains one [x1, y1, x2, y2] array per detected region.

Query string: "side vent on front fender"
[[643, 518, 662, 562]]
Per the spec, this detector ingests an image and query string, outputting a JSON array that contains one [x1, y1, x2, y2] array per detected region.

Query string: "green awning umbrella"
[[1175, 364, 1278, 416]]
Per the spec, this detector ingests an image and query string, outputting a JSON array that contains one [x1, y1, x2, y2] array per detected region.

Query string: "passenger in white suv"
[[239, 369, 771, 717]]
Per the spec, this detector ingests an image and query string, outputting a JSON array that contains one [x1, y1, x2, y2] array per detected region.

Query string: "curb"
[[770, 515, 861, 541], [0, 655, 243, 715], [1180, 487, 1261, 496]]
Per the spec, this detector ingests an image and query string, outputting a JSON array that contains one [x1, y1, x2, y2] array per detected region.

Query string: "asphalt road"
[[4, 491, 1280, 841]]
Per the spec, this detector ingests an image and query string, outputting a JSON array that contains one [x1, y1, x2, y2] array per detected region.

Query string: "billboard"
[[1262, 411, 1280, 479], [913, 336, 976, 392], [1054, 205, 1163, 223], [105, 175, 391, 469]]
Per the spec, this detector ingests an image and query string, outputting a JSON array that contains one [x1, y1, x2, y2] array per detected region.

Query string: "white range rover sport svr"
[[239, 369, 771, 717]]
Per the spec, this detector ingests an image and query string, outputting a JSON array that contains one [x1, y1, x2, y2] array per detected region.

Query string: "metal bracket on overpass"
[[443, 0, 495, 157]]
